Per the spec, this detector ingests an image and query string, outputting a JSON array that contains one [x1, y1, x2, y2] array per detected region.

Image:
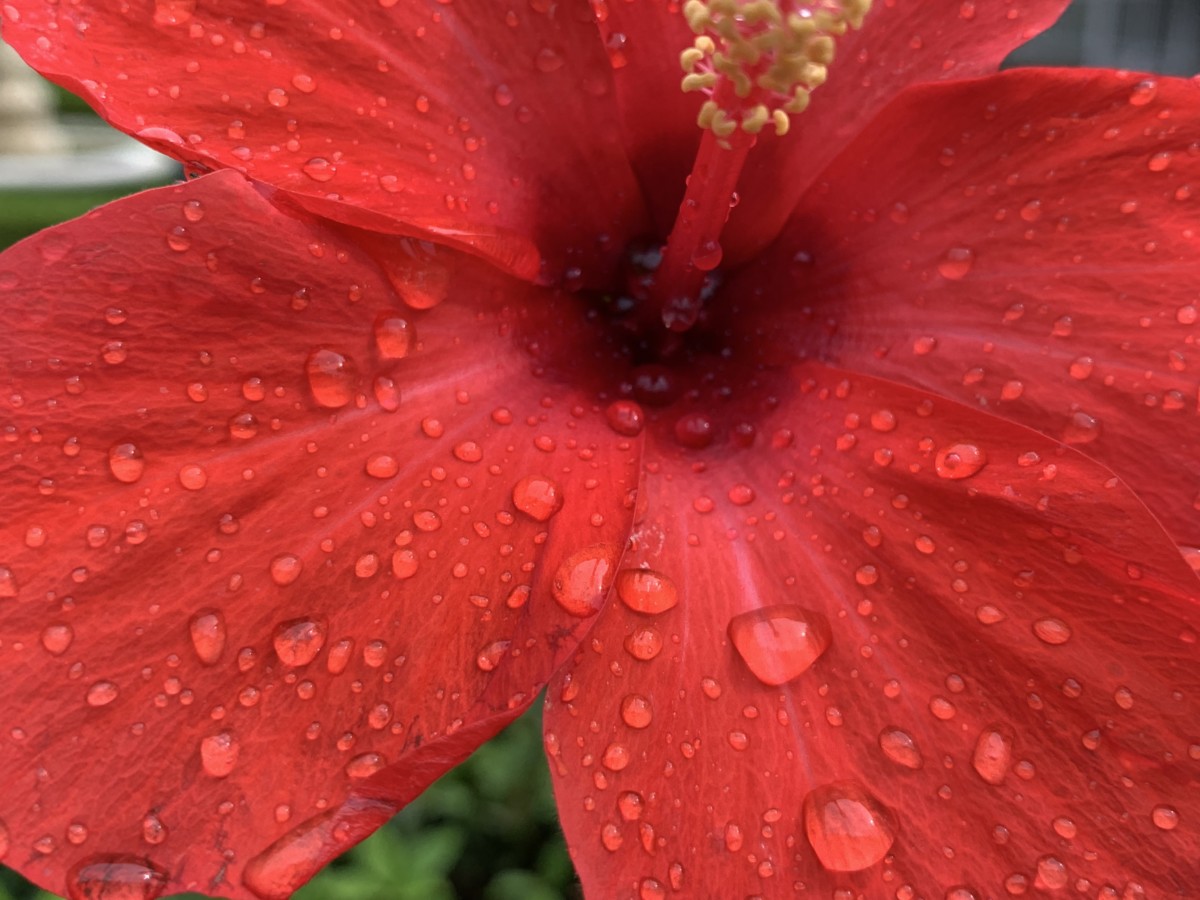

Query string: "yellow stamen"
[[678, 0, 873, 140]]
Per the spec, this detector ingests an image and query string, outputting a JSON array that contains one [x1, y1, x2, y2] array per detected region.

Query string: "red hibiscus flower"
[[2, 0, 1199, 897]]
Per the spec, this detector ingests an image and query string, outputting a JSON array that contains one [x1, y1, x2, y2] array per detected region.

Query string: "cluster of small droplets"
[[680, 0, 872, 140]]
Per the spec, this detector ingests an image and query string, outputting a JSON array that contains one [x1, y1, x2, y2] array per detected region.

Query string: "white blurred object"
[[0, 37, 177, 190], [0, 39, 67, 155]]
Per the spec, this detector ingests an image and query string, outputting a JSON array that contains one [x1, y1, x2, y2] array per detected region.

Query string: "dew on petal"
[[188, 610, 226, 665], [605, 400, 645, 436], [624, 626, 664, 661], [66, 856, 167, 900], [273, 618, 327, 666], [937, 246, 975, 280], [551, 544, 619, 618], [344, 753, 386, 779], [199, 731, 239, 778], [728, 605, 831, 686], [1033, 617, 1071, 646], [620, 694, 653, 729], [972, 727, 1013, 785], [365, 454, 399, 479], [372, 312, 414, 359], [270, 554, 303, 586], [615, 568, 678, 615], [803, 782, 896, 873], [476, 639, 511, 672], [878, 727, 923, 769], [41, 624, 74, 656], [107, 442, 146, 483], [934, 442, 987, 480], [86, 681, 119, 707], [1151, 805, 1179, 831], [511, 474, 564, 522], [305, 348, 356, 409]]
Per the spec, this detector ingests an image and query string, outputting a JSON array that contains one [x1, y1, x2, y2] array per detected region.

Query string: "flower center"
[[646, 0, 872, 332]]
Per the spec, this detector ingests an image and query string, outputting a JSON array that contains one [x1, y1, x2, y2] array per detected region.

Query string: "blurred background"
[[0, 0, 1196, 898]]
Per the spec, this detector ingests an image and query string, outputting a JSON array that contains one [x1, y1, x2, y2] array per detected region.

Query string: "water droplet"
[[188, 611, 226, 665], [344, 753, 386, 779], [878, 727, 923, 769], [476, 639, 511, 672], [1128, 79, 1157, 106], [1034, 856, 1068, 890], [602, 742, 630, 771], [938, 247, 974, 280], [511, 475, 564, 522], [108, 443, 145, 483], [66, 856, 167, 900], [624, 626, 663, 660], [1033, 617, 1071, 646], [372, 312, 414, 359], [1151, 805, 1179, 831], [152, 0, 195, 26], [177, 463, 207, 491], [242, 800, 394, 900], [305, 348, 356, 409], [803, 782, 896, 872], [605, 400, 645, 436], [86, 681, 119, 707], [41, 624, 74, 656], [270, 554, 303, 586], [365, 454, 399, 479], [0, 564, 17, 599], [972, 727, 1013, 784], [273, 618, 327, 666], [615, 568, 678, 615], [620, 694, 653, 729], [551, 544, 619, 617], [727, 605, 831, 686], [141, 814, 167, 846], [199, 731, 239, 777], [935, 442, 987, 479]]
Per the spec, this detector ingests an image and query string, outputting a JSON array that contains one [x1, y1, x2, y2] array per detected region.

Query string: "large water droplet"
[[305, 348, 356, 409], [108, 443, 146, 484], [188, 610, 226, 665], [372, 312, 415, 359], [550, 544, 619, 618], [1033, 617, 1071, 646], [934, 442, 987, 480], [620, 693, 653, 729], [242, 799, 394, 900], [615, 568, 678, 615], [67, 856, 167, 900], [938, 247, 975, 280], [41, 624, 74, 656], [727, 605, 831, 686], [273, 618, 327, 666], [803, 782, 896, 873], [86, 681, 119, 707], [878, 727, 923, 769], [199, 732, 239, 778], [972, 726, 1013, 785], [511, 475, 564, 522]]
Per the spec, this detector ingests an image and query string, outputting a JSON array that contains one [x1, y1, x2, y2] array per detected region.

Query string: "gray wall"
[[1007, 0, 1200, 74]]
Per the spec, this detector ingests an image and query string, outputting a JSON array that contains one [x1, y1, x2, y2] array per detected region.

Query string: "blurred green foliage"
[[0, 705, 578, 899]]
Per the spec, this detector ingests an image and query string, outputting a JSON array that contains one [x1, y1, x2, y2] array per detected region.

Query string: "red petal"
[[739, 68, 1200, 552], [545, 365, 1200, 898], [1, 1, 648, 283], [0, 171, 639, 900], [597, 0, 1071, 261]]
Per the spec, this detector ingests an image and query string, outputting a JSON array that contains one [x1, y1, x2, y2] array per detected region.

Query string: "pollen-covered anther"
[[679, 0, 873, 140]]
